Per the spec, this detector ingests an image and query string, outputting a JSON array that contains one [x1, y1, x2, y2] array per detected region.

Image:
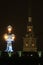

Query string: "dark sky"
[[0, 0, 43, 51]]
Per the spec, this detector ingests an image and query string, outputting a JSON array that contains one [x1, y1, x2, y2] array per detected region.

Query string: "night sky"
[[0, 0, 43, 51]]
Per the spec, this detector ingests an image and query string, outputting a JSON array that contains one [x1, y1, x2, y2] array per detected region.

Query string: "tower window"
[[32, 44, 34, 47], [26, 41, 28, 47], [26, 43, 28, 46]]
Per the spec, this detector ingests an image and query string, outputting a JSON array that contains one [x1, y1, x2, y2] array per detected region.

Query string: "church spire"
[[23, 0, 37, 52], [28, 0, 32, 17], [28, 0, 32, 23], [27, 0, 33, 33]]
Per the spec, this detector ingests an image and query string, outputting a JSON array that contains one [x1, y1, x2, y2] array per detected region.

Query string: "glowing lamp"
[[12, 34, 15, 40], [4, 34, 8, 41], [29, 28, 32, 32], [30, 54, 33, 56], [7, 25, 12, 33]]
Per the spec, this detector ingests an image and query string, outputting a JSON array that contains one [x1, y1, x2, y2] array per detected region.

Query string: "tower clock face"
[[29, 28, 32, 32]]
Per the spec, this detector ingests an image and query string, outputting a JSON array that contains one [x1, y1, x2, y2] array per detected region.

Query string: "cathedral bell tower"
[[23, 17, 37, 52], [23, 0, 37, 52]]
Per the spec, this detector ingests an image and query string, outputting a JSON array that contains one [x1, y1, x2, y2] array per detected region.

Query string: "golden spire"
[[28, 17, 32, 22]]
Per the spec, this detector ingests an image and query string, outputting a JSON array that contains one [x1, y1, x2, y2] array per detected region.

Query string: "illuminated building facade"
[[23, 0, 37, 52], [23, 17, 37, 52]]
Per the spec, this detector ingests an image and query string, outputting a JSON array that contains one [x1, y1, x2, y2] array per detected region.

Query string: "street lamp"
[[4, 25, 15, 53]]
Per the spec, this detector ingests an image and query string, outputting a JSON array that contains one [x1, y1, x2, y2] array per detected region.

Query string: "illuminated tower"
[[4, 25, 15, 52], [23, 0, 37, 52]]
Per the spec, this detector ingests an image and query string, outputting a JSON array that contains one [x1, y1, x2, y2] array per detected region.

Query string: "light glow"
[[12, 34, 15, 40], [4, 34, 8, 41], [7, 25, 12, 33], [29, 28, 32, 32], [26, 43, 28, 46], [32, 44, 34, 46]]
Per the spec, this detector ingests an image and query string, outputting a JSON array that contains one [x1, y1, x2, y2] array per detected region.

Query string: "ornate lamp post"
[[4, 25, 15, 53]]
